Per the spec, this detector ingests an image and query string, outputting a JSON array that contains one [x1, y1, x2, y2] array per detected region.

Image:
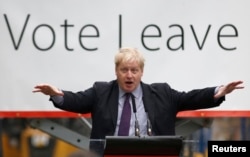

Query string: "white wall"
[[0, 0, 249, 110]]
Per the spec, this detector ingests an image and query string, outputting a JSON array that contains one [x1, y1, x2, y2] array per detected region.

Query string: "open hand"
[[32, 84, 64, 96], [214, 80, 244, 99]]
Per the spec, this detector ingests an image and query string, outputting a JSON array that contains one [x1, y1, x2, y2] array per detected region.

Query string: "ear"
[[115, 67, 118, 76]]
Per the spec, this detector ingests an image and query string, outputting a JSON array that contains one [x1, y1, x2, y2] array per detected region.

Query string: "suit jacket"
[[52, 80, 225, 156]]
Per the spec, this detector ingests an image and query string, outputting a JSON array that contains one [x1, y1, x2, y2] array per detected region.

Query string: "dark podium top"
[[104, 136, 183, 156]]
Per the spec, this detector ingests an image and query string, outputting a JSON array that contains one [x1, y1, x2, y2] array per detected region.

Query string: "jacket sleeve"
[[175, 86, 225, 111], [51, 87, 96, 113]]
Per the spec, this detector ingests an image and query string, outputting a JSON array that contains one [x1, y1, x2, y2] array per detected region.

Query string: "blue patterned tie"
[[118, 93, 131, 136]]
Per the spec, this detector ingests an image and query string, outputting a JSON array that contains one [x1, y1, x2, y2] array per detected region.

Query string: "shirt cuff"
[[50, 95, 64, 105]]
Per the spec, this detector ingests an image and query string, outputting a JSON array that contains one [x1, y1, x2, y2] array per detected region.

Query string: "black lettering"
[[141, 24, 161, 51], [119, 14, 122, 48], [218, 24, 238, 51], [60, 20, 74, 51], [4, 14, 30, 50], [79, 24, 99, 51], [191, 25, 211, 50], [167, 24, 184, 51], [32, 24, 55, 51]]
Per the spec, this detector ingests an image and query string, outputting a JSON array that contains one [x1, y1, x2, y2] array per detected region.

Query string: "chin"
[[125, 87, 135, 93]]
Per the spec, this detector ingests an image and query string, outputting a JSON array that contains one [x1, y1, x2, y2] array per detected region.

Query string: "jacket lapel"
[[107, 81, 120, 130], [141, 83, 156, 130]]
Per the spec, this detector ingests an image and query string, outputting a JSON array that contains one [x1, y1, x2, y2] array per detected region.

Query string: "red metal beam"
[[0, 110, 250, 118]]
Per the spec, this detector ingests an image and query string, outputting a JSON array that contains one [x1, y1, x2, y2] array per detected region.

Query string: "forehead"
[[118, 60, 141, 68]]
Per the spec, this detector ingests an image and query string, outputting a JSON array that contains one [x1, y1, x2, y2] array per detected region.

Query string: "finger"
[[233, 81, 244, 86], [34, 84, 50, 89], [32, 89, 41, 93], [232, 81, 244, 89], [235, 86, 244, 89]]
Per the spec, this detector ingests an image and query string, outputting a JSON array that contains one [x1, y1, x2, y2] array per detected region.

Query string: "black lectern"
[[104, 136, 183, 157]]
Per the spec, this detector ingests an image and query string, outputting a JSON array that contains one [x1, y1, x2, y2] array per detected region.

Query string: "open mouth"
[[125, 81, 133, 85]]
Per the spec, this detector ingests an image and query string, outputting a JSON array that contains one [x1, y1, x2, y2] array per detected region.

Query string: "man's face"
[[116, 61, 143, 93]]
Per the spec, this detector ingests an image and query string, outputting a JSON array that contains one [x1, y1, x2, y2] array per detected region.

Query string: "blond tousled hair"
[[114, 47, 145, 70]]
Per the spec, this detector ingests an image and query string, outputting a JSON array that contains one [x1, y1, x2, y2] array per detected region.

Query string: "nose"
[[126, 70, 133, 77]]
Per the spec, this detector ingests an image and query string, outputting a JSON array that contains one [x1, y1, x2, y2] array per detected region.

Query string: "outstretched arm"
[[214, 80, 244, 99], [32, 84, 64, 96]]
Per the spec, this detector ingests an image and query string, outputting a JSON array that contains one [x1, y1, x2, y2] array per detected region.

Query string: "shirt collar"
[[118, 83, 142, 99]]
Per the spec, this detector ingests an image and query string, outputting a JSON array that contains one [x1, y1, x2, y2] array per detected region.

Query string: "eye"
[[131, 68, 139, 74], [120, 68, 128, 73]]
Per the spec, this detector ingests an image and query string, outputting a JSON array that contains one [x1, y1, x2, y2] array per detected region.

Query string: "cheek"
[[115, 70, 120, 77], [137, 72, 143, 78], [116, 72, 124, 80]]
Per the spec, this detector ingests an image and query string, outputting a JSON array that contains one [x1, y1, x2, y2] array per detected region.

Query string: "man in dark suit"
[[33, 47, 244, 156]]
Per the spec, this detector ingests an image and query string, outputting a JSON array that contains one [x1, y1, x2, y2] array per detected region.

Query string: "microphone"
[[146, 112, 152, 136], [131, 94, 140, 137], [143, 101, 153, 136]]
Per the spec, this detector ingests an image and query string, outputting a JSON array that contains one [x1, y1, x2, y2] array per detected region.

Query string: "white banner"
[[0, 0, 249, 111]]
